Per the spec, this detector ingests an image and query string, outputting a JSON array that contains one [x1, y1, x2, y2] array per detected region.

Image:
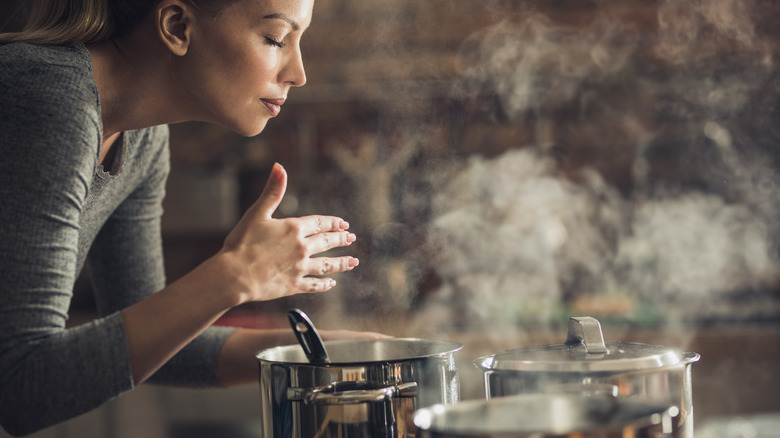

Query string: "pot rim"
[[256, 337, 463, 366]]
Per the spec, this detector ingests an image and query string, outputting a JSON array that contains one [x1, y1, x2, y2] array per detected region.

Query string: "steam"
[[412, 0, 780, 329], [422, 149, 625, 328], [418, 152, 780, 330], [303, 0, 780, 337]]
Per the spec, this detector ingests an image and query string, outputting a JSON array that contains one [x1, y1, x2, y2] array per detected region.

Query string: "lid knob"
[[565, 316, 608, 354]]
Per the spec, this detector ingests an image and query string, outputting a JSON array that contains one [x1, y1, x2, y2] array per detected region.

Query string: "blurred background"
[[2, 0, 779, 437]]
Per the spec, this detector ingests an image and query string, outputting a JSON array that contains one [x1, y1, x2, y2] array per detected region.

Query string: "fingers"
[[220, 163, 363, 302], [303, 230, 357, 255], [288, 256, 358, 294], [307, 255, 359, 276], [249, 162, 288, 220], [297, 277, 338, 293], [297, 215, 349, 237]]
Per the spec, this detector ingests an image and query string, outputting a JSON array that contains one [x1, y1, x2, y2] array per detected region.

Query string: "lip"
[[261, 98, 285, 116]]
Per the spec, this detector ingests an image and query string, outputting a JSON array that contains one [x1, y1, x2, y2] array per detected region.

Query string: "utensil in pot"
[[287, 308, 330, 364]]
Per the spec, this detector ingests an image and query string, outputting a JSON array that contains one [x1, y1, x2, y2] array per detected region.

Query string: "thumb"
[[252, 163, 288, 219]]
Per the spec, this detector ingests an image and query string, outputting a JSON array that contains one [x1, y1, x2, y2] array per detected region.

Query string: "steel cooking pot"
[[256, 338, 463, 438], [413, 393, 677, 438], [475, 317, 700, 438]]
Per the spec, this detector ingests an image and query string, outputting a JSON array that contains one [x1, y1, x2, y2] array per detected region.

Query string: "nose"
[[281, 45, 307, 87]]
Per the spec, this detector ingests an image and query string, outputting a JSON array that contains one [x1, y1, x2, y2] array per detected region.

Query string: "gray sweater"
[[0, 43, 234, 436]]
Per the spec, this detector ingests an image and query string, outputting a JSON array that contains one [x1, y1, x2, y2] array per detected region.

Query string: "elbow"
[[0, 423, 36, 437], [0, 382, 52, 437], [0, 412, 43, 437], [0, 406, 43, 437]]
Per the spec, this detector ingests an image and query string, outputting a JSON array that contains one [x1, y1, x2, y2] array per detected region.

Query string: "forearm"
[[120, 255, 242, 385], [216, 328, 297, 386], [0, 315, 133, 436]]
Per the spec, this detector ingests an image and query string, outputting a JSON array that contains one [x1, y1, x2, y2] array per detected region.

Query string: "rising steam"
[[415, 0, 780, 329]]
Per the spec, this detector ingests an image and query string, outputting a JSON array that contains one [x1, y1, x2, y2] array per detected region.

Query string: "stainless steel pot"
[[414, 393, 678, 438], [256, 338, 463, 438], [475, 317, 700, 438]]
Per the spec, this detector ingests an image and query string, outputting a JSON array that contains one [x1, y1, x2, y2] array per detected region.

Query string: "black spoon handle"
[[287, 308, 330, 364]]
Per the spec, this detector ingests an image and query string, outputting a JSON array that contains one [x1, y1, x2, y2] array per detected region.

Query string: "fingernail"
[[346, 233, 356, 243], [340, 220, 349, 230], [270, 163, 285, 181], [329, 279, 337, 288], [348, 257, 359, 269]]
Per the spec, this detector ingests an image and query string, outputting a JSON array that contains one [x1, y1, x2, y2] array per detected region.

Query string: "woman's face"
[[173, 0, 313, 136]]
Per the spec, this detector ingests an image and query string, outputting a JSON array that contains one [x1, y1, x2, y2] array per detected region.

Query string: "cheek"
[[216, 52, 280, 106], [236, 51, 280, 91]]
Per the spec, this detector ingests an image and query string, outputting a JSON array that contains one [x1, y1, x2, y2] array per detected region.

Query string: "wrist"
[[187, 251, 249, 310], [207, 249, 255, 308]]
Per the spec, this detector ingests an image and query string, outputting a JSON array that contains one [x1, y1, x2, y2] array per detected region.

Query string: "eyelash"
[[265, 37, 286, 48]]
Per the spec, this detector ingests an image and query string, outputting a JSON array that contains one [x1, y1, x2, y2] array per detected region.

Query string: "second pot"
[[474, 317, 700, 438]]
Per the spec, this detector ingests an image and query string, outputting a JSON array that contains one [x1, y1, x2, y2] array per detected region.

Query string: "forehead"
[[231, 0, 315, 29]]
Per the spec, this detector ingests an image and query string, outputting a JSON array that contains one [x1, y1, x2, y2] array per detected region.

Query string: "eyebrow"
[[263, 13, 300, 31]]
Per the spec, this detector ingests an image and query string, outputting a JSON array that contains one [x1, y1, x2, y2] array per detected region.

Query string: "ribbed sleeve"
[[0, 43, 233, 436]]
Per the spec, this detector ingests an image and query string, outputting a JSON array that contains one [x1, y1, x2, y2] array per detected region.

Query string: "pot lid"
[[477, 317, 700, 373]]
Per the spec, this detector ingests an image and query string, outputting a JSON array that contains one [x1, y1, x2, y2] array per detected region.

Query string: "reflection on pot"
[[414, 393, 678, 438]]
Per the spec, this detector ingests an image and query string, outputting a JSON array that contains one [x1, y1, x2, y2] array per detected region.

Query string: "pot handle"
[[565, 316, 608, 354], [288, 382, 418, 406]]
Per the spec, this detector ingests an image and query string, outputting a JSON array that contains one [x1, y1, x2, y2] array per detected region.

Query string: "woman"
[[0, 0, 371, 435]]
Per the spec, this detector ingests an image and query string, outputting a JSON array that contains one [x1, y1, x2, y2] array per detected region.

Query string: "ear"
[[156, 0, 191, 56]]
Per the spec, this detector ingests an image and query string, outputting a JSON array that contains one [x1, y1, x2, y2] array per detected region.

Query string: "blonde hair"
[[0, 0, 233, 46]]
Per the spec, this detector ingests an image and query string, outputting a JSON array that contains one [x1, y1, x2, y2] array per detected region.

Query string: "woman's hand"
[[218, 163, 358, 304], [120, 163, 361, 384]]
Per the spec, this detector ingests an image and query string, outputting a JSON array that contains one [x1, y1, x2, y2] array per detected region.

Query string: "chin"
[[232, 119, 270, 138]]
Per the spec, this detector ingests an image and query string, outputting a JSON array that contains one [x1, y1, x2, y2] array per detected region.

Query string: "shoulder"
[[0, 43, 93, 78], [128, 125, 170, 158], [0, 43, 101, 166], [125, 125, 171, 180], [0, 43, 99, 116], [1, 42, 90, 63], [0, 43, 94, 84]]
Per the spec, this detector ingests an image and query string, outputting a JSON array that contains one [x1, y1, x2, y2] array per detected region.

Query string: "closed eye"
[[265, 37, 286, 48]]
